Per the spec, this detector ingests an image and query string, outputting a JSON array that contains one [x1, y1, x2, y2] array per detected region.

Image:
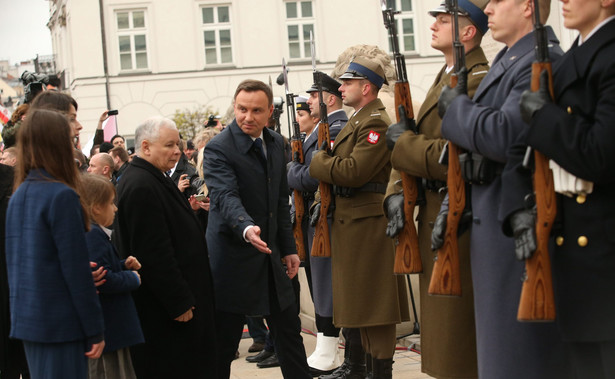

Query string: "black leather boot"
[[320, 340, 366, 379], [365, 354, 373, 379], [371, 358, 392, 379]]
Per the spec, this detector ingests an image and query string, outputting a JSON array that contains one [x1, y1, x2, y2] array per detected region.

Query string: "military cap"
[[429, 0, 489, 35], [339, 56, 388, 89], [306, 72, 342, 99], [295, 96, 309, 112]]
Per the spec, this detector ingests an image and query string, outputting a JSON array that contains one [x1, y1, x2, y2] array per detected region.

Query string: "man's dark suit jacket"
[[204, 120, 296, 316], [115, 156, 217, 378]]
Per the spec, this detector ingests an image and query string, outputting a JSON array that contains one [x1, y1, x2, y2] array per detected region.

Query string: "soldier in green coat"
[[383, 1, 490, 378], [310, 56, 409, 379]]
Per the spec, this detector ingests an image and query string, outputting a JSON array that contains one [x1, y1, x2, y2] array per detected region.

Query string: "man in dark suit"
[[203, 79, 311, 379], [115, 116, 218, 378]]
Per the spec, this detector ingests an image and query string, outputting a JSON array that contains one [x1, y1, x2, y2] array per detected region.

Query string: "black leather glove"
[[311, 141, 330, 162], [292, 150, 301, 163], [438, 67, 468, 118], [385, 193, 405, 238], [309, 203, 321, 227], [520, 71, 551, 124], [431, 210, 448, 251], [431, 200, 473, 251], [510, 208, 537, 260], [386, 105, 416, 151]]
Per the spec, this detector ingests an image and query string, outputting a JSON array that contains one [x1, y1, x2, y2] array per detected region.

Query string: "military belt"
[[333, 182, 387, 198]]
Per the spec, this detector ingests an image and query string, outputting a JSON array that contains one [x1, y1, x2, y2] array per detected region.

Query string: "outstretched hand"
[[246, 226, 272, 254]]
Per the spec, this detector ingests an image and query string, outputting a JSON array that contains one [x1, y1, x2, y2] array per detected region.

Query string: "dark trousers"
[[23, 340, 87, 379], [215, 305, 310, 378], [568, 340, 615, 379]]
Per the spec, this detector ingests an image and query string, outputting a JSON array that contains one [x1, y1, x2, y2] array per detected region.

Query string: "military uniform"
[[441, 27, 569, 379], [386, 46, 488, 379], [500, 17, 615, 378]]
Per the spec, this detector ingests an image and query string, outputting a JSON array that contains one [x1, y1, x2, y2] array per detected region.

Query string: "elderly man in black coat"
[[204, 79, 311, 379], [115, 116, 218, 378]]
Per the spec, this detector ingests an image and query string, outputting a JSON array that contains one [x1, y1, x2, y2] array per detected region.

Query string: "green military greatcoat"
[[386, 47, 489, 378], [310, 98, 410, 328]]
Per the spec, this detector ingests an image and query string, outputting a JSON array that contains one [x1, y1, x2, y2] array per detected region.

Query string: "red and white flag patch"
[[367, 131, 380, 144]]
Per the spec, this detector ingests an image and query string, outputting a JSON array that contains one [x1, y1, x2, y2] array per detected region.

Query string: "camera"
[[21, 71, 50, 104], [108, 109, 119, 115]]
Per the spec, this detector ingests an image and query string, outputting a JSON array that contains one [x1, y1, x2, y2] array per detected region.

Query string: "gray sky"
[[0, 0, 53, 65]]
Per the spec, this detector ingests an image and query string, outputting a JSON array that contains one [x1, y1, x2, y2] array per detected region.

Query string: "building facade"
[[47, 0, 575, 145]]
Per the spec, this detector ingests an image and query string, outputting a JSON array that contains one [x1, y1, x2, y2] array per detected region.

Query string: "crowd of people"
[[1, 0, 615, 378]]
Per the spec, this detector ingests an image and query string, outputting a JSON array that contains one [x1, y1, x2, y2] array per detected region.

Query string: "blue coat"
[[204, 121, 296, 315], [287, 109, 347, 317], [5, 169, 104, 344], [501, 19, 615, 343], [85, 224, 143, 352], [441, 28, 568, 379]]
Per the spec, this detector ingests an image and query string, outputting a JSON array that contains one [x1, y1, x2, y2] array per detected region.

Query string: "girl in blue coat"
[[5, 109, 105, 379], [80, 174, 144, 379]]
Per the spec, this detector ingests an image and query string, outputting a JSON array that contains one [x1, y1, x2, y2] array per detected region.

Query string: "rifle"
[[381, 0, 422, 274], [518, 0, 556, 321], [309, 31, 332, 258], [428, 0, 464, 296], [282, 58, 307, 261]]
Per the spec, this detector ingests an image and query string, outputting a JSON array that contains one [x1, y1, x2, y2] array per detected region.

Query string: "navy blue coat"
[[441, 28, 568, 379], [5, 170, 104, 344], [85, 224, 143, 352], [501, 19, 615, 343], [204, 121, 296, 315], [287, 109, 346, 317]]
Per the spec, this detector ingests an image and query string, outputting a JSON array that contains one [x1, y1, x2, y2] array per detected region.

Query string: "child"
[[80, 174, 144, 379]]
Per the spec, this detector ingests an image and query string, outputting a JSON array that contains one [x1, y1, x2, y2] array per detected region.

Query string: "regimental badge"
[[367, 131, 380, 144]]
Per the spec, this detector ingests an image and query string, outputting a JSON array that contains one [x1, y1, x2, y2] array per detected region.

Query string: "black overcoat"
[[203, 121, 297, 316], [115, 156, 217, 378]]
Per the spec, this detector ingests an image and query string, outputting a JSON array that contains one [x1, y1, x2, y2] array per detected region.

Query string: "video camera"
[[21, 71, 50, 103]]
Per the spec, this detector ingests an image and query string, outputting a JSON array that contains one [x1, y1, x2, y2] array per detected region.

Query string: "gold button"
[[578, 236, 588, 247], [556, 236, 564, 246], [576, 194, 586, 204], [567, 106, 573, 114]]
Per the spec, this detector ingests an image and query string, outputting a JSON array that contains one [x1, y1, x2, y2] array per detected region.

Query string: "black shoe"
[[246, 350, 274, 363], [310, 365, 336, 377], [248, 340, 265, 352], [257, 353, 280, 368], [319, 361, 349, 379]]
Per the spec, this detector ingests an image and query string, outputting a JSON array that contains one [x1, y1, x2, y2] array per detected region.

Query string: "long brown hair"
[[14, 108, 89, 229], [80, 174, 115, 225]]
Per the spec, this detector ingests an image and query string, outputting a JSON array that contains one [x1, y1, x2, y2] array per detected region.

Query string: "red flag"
[[103, 115, 117, 142], [0, 105, 11, 125]]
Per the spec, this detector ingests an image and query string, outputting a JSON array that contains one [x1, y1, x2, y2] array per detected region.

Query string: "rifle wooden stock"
[[393, 82, 422, 274], [429, 142, 463, 296], [311, 121, 332, 258], [518, 63, 556, 321], [291, 138, 307, 261]]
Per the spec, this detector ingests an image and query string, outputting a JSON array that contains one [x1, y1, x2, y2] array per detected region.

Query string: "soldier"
[[502, 0, 615, 377], [287, 76, 348, 376], [383, 1, 490, 378], [309, 56, 409, 379], [433, 0, 569, 378]]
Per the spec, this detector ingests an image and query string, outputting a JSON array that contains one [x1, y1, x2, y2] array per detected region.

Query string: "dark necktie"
[[254, 138, 267, 162]]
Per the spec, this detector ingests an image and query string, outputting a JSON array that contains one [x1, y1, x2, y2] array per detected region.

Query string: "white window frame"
[[201, 4, 233, 66], [386, 0, 417, 54], [285, 1, 314, 60], [115, 9, 149, 72]]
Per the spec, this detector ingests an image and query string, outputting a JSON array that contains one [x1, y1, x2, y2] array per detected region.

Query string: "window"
[[116, 10, 148, 70], [386, 0, 416, 53], [285, 1, 314, 59], [201, 5, 233, 65]]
